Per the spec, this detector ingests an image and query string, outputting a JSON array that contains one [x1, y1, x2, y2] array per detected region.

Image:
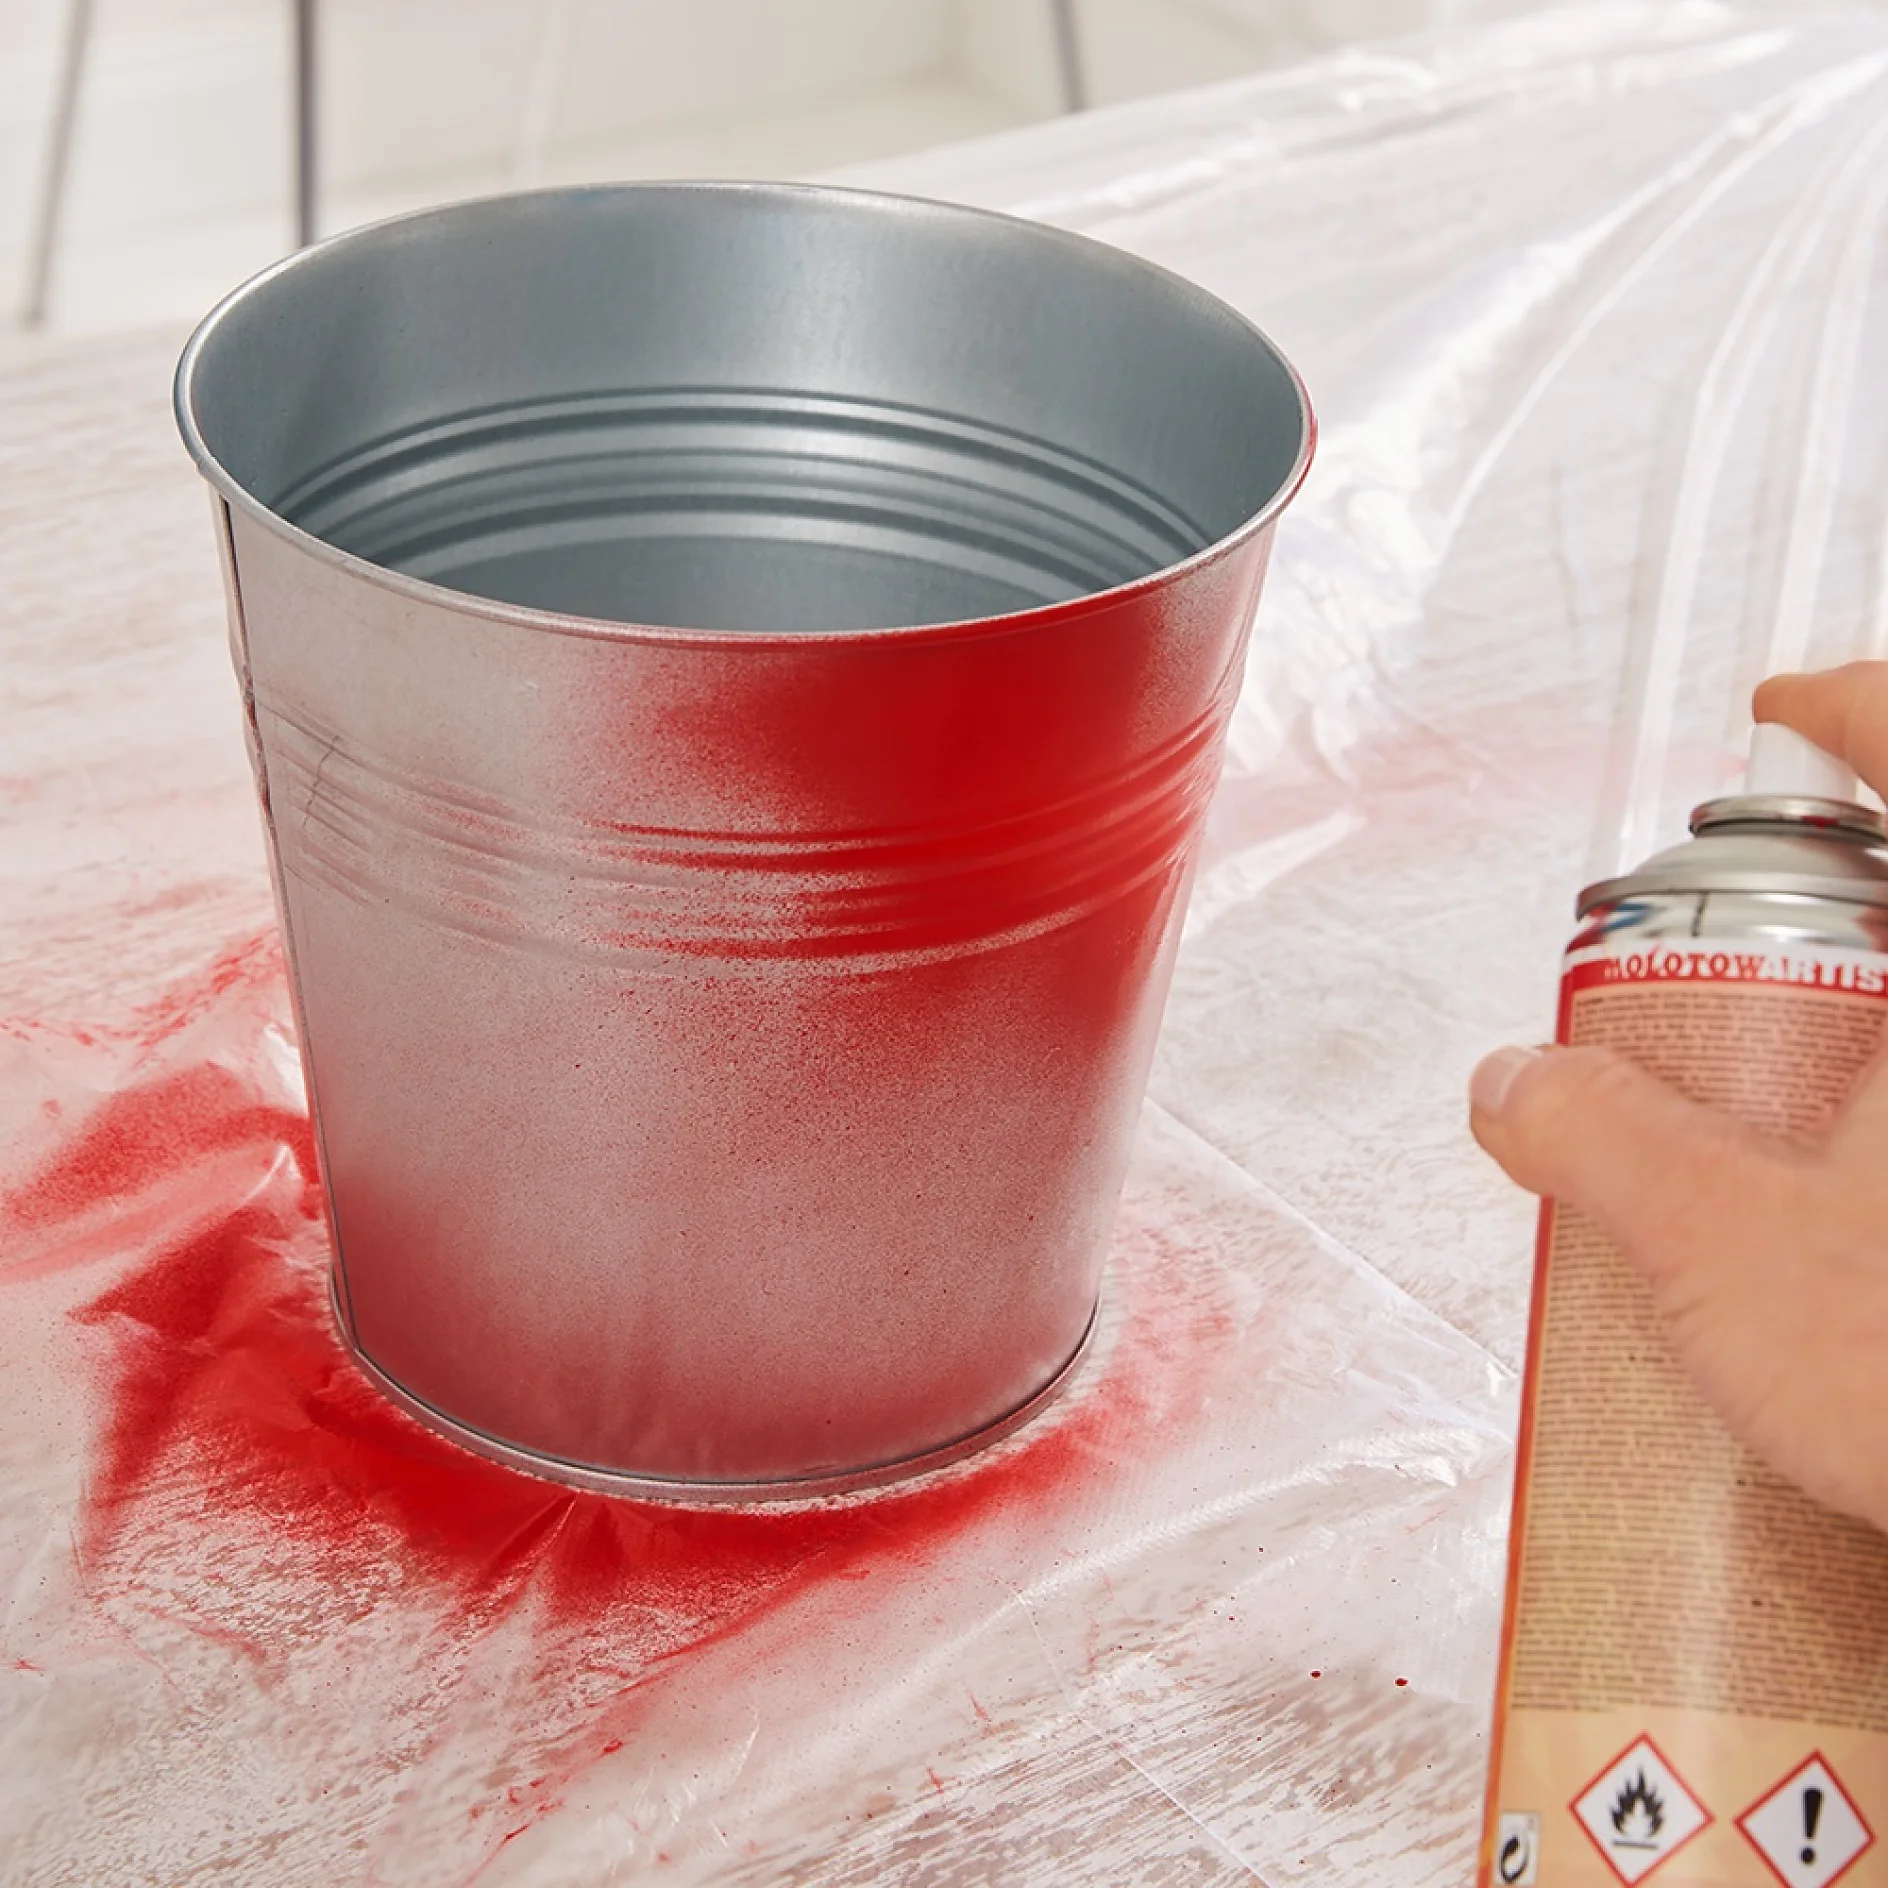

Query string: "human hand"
[[1469, 661, 1888, 1534]]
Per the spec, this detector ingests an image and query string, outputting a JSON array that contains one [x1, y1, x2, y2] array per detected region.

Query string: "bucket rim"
[[174, 178, 1316, 651]]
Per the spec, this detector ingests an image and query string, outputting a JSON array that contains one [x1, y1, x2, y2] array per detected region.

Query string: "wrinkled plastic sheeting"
[[6, 6, 1888, 1881]]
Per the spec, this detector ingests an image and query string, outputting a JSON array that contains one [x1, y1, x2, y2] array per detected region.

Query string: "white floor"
[[6, 0, 1557, 336], [11, 0, 1882, 337]]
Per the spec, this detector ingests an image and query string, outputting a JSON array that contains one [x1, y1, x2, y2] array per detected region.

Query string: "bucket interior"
[[181, 187, 1309, 634]]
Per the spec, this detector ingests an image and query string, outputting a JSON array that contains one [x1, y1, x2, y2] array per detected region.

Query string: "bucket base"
[[329, 1275, 1099, 1506]]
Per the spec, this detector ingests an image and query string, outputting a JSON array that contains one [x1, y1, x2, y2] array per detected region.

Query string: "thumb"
[[1466, 1042, 1867, 1523], [1468, 1044, 1789, 1286]]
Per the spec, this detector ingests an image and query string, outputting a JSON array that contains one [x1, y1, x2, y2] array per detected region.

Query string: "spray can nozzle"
[[1685, 724, 1883, 840], [1744, 723, 1859, 804]]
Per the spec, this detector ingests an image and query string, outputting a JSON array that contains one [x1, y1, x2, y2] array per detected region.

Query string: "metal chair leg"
[[22, 0, 94, 327], [295, 0, 318, 248], [1050, 0, 1088, 114]]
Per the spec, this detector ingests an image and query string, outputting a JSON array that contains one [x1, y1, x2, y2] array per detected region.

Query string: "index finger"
[[1754, 661, 1888, 802]]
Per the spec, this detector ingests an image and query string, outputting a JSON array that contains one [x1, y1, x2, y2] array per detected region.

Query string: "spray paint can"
[[1481, 724, 1888, 1888]]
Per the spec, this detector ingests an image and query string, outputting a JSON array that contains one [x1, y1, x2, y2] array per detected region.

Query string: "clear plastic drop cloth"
[[6, 6, 1888, 1880]]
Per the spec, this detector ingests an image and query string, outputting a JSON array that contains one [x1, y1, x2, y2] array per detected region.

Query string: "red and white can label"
[[1480, 935, 1888, 1887]]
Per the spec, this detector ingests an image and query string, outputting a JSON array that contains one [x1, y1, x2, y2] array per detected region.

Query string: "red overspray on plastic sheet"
[[1, 937, 1223, 1860], [67, 1176, 1099, 1625]]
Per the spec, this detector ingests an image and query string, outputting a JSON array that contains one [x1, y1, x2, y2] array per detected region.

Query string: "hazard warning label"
[[1571, 1737, 1711, 1883], [1739, 1755, 1875, 1888]]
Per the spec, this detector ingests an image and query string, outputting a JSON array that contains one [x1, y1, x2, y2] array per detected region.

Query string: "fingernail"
[[1470, 1045, 1542, 1119]]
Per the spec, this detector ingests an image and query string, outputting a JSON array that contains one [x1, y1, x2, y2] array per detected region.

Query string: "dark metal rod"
[[1050, 0, 1088, 114], [294, 0, 318, 248], [23, 0, 94, 327]]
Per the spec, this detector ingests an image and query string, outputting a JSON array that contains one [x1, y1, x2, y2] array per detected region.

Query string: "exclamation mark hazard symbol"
[[1738, 1754, 1871, 1885]]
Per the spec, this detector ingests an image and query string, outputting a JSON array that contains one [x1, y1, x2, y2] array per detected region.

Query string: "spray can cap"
[[1685, 722, 1882, 840], [1744, 722, 1858, 803]]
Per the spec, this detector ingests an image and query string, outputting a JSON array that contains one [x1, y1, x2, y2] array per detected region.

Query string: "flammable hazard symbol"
[[1738, 1754, 1874, 1888], [1570, 1736, 1711, 1884]]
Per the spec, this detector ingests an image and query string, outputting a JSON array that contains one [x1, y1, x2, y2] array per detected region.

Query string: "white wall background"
[[2, 0, 1861, 333]]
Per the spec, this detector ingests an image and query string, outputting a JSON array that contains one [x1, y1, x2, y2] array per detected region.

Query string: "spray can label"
[[1482, 935, 1888, 1888]]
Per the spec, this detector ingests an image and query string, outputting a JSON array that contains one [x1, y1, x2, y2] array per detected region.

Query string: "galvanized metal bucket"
[[175, 184, 1313, 1498]]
